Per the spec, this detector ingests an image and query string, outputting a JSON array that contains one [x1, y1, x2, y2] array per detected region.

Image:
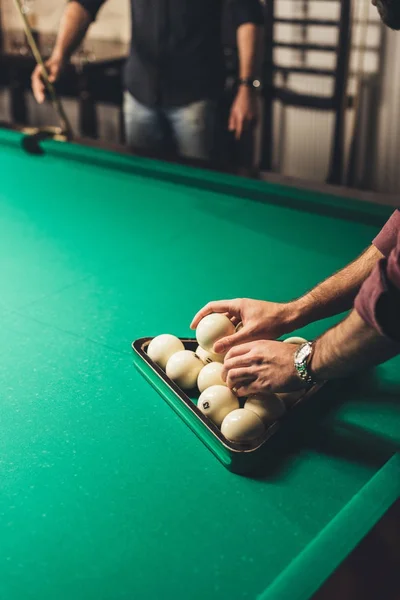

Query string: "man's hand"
[[31, 54, 65, 104], [222, 340, 304, 396], [190, 298, 302, 354], [228, 86, 257, 140]]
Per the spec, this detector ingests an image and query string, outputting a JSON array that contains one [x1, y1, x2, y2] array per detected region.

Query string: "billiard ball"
[[196, 313, 235, 352], [283, 336, 308, 345], [195, 345, 225, 364], [197, 385, 239, 427], [244, 393, 286, 425], [147, 334, 185, 369], [197, 362, 226, 393], [221, 409, 265, 443], [166, 350, 203, 390]]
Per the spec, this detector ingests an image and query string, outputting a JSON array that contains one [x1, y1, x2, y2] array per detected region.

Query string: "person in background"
[[31, 0, 264, 161]]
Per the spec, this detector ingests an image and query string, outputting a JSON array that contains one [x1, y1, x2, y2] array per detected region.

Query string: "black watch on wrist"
[[238, 78, 261, 90]]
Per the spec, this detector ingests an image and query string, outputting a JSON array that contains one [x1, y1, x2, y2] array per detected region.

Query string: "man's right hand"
[[190, 298, 303, 354], [31, 55, 65, 104]]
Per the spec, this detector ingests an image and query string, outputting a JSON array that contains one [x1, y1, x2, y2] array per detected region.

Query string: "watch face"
[[296, 344, 311, 363]]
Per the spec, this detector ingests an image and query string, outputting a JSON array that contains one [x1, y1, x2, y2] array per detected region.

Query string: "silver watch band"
[[294, 342, 316, 386]]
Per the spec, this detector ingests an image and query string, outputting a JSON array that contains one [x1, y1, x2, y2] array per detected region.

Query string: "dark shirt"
[[355, 210, 400, 343], [75, 0, 263, 107]]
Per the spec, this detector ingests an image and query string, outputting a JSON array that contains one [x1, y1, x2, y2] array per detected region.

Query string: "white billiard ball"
[[197, 385, 239, 427], [166, 350, 204, 390], [147, 334, 185, 370], [244, 393, 286, 425], [196, 313, 235, 352], [283, 336, 308, 345], [197, 362, 226, 393], [221, 409, 265, 443], [195, 345, 225, 364]]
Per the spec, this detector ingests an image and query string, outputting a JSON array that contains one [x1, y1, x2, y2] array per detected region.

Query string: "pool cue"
[[11, 0, 73, 140]]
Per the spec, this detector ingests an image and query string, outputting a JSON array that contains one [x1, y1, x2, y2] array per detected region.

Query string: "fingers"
[[225, 367, 257, 390], [48, 61, 61, 83], [224, 342, 254, 361], [214, 328, 252, 354], [223, 353, 254, 373], [223, 350, 257, 387], [31, 60, 61, 103], [235, 381, 263, 397], [235, 116, 244, 140], [228, 110, 237, 133], [31, 64, 46, 104], [228, 110, 243, 140], [190, 300, 240, 330]]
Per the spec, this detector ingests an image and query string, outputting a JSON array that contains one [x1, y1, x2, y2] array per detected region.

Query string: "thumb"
[[48, 63, 59, 82], [214, 329, 250, 354]]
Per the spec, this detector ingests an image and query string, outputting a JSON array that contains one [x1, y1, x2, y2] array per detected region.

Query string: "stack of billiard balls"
[[147, 313, 290, 444]]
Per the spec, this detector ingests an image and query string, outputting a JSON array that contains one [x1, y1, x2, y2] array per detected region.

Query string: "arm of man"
[[191, 244, 383, 353], [32, 1, 104, 103], [294, 244, 383, 326], [191, 211, 399, 353], [229, 0, 263, 139], [311, 228, 400, 379], [222, 235, 400, 395], [301, 210, 400, 325]]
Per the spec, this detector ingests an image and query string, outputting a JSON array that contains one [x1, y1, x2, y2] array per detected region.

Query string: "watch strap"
[[294, 342, 317, 386], [238, 78, 261, 89]]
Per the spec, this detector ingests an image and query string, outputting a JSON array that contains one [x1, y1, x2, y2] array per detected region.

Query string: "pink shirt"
[[355, 210, 400, 342]]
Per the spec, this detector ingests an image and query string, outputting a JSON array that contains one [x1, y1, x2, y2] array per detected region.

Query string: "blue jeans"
[[123, 92, 216, 161]]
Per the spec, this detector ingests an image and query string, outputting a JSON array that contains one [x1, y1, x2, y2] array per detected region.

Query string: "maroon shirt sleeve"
[[355, 229, 400, 342], [373, 209, 400, 257]]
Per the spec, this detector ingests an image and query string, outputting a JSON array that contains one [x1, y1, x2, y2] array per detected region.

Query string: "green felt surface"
[[0, 129, 399, 600]]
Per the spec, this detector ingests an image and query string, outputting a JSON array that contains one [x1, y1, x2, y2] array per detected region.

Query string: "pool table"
[[0, 126, 399, 600]]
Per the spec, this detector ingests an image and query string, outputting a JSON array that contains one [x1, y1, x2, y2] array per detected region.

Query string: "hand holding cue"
[[12, 0, 73, 139]]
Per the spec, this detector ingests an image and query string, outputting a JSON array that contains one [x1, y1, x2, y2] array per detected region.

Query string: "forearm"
[[52, 1, 92, 61], [290, 244, 383, 328], [310, 309, 399, 380], [236, 23, 260, 79]]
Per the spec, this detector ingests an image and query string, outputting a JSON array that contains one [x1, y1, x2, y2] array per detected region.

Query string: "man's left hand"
[[222, 340, 306, 396], [228, 86, 257, 140]]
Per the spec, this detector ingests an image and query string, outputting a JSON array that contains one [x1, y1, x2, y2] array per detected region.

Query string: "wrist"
[[51, 48, 67, 64], [308, 338, 325, 382], [283, 299, 310, 332], [237, 77, 260, 91]]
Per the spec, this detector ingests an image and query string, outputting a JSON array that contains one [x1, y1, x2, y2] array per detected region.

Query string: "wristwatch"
[[294, 342, 317, 386], [238, 78, 261, 90]]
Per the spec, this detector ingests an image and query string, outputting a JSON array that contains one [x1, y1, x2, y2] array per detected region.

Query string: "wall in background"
[[269, 0, 382, 185], [371, 27, 400, 194]]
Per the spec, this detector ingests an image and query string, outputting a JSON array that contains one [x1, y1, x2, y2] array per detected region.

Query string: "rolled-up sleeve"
[[71, 0, 105, 21], [230, 0, 264, 27], [355, 229, 400, 342], [373, 209, 400, 257]]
